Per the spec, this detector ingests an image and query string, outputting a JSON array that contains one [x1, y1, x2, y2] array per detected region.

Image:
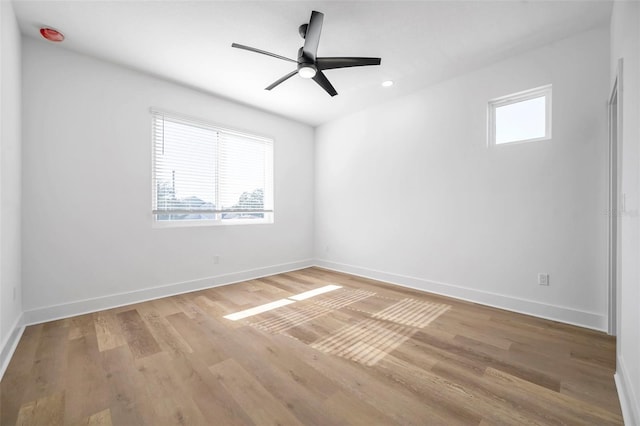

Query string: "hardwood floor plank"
[[134, 352, 208, 425], [146, 297, 184, 317], [100, 345, 156, 426], [169, 352, 256, 425], [412, 328, 562, 391], [136, 305, 194, 358], [174, 300, 353, 425], [282, 332, 460, 425], [178, 293, 216, 319], [208, 358, 304, 426], [63, 334, 111, 424], [560, 378, 621, 414], [321, 391, 394, 426], [212, 283, 270, 306], [21, 321, 70, 403], [252, 278, 293, 297], [15, 390, 65, 426], [483, 367, 623, 425], [94, 311, 126, 352], [200, 325, 351, 425], [0, 324, 43, 426], [79, 408, 112, 426], [374, 354, 484, 424], [507, 339, 615, 386], [68, 314, 97, 341], [165, 312, 227, 366], [192, 295, 245, 330], [1, 268, 623, 425], [116, 309, 161, 359], [2, 325, 42, 374], [429, 357, 563, 425], [432, 313, 514, 350]]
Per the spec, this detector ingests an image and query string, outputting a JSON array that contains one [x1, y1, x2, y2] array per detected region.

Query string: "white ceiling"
[[13, 0, 612, 127]]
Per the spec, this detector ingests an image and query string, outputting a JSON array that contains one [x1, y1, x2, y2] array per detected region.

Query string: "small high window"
[[488, 85, 552, 146]]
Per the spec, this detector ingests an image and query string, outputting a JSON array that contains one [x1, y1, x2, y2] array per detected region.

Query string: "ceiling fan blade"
[[316, 57, 382, 70], [265, 70, 298, 90], [231, 43, 297, 63], [302, 11, 324, 61], [312, 71, 337, 97]]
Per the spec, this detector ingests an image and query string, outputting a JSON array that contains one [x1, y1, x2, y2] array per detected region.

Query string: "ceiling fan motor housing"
[[297, 47, 313, 65], [296, 47, 316, 77], [299, 24, 308, 39]]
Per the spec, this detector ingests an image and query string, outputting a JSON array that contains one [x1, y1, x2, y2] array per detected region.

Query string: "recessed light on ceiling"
[[40, 27, 64, 42], [382, 80, 394, 87]]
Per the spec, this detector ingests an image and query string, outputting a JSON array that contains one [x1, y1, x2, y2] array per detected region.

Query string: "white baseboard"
[[615, 356, 640, 426], [23, 259, 314, 326], [314, 259, 607, 331], [1, 313, 25, 380], [21, 258, 606, 331]]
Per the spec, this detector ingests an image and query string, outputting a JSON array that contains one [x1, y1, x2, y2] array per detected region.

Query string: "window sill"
[[152, 216, 274, 228]]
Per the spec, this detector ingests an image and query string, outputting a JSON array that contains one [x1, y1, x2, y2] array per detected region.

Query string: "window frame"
[[487, 84, 552, 147], [150, 108, 274, 228]]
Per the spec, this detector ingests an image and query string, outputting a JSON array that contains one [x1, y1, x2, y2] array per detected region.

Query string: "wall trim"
[[23, 259, 314, 326], [19, 258, 607, 330], [1, 313, 25, 380], [615, 356, 640, 426], [314, 259, 607, 331]]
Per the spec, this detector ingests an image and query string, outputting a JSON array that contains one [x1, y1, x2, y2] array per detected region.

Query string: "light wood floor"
[[1, 268, 622, 425]]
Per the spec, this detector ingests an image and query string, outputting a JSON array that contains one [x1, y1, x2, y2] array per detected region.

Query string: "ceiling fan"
[[232, 11, 382, 97]]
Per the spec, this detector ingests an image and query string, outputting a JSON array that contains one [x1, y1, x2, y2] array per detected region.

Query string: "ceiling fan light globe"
[[298, 66, 317, 79]]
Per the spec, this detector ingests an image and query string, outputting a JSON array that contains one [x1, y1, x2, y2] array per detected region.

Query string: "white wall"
[[0, 0, 24, 375], [610, 2, 640, 424], [8, 9, 636, 419], [21, 38, 315, 322], [315, 27, 610, 330]]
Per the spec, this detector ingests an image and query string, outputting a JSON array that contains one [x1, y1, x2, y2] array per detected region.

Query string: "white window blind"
[[151, 109, 274, 224]]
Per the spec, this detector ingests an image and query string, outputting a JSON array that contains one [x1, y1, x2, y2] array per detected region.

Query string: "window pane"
[[151, 111, 274, 224], [155, 119, 217, 221], [219, 134, 268, 220], [495, 95, 546, 144]]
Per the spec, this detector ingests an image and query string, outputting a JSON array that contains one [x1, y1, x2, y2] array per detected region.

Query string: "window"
[[488, 85, 552, 146], [151, 109, 273, 225]]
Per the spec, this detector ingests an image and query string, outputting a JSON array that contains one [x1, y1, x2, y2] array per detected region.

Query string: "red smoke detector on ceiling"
[[40, 27, 64, 42]]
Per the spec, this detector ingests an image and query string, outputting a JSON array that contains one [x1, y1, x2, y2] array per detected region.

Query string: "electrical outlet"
[[538, 273, 549, 286], [213, 255, 220, 264]]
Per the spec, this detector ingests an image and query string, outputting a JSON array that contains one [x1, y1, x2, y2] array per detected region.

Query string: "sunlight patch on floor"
[[224, 299, 295, 321], [289, 284, 342, 300], [224, 284, 343, 321]]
